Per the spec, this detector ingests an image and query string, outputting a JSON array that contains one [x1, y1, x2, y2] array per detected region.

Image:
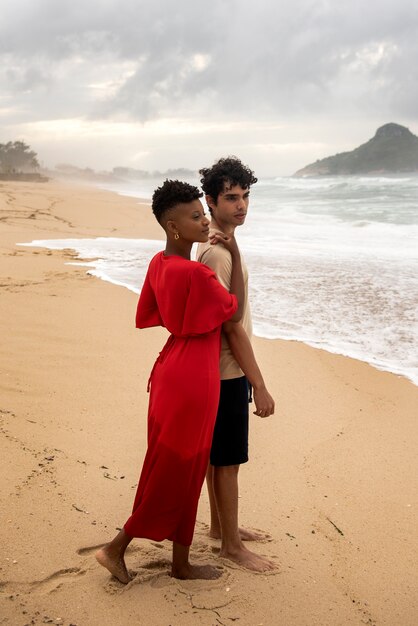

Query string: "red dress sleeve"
[[181, 264, 237, 336], [135, 268, 163, 329]]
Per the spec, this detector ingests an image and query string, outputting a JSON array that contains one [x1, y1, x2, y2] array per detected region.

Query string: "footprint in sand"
[[1, 567, 87, 596]]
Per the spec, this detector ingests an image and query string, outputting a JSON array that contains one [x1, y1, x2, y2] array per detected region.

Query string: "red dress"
[[124, 252, 237, 546]]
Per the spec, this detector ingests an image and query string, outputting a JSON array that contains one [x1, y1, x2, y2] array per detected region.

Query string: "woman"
[[96, 179, 244, 583]]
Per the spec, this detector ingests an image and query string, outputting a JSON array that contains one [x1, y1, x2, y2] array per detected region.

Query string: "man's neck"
[[210, 217, 236, 236]]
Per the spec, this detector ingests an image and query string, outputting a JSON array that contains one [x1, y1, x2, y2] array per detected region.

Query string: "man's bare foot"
[[209, 526, 271, 542], [95, 546, 132, 584], [220, 545, 276, 572], [238, 527, 272, 542], [171, 562, 223, 580]]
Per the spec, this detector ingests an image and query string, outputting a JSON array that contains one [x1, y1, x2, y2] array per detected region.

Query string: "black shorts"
[[210, 376, 250, 467]]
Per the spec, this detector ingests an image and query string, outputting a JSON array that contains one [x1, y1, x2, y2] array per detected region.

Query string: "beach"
[[1, 180, 418, 625]]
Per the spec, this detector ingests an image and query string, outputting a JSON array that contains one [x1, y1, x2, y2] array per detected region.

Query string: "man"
[[197, 157, 276, 572]]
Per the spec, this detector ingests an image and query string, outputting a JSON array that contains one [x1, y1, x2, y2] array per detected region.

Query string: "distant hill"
[[294, 123, 418, 176], [47, 164, 198, 183]]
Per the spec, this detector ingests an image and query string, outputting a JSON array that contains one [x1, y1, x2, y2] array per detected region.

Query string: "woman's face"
[[168, 199, 210, 243]]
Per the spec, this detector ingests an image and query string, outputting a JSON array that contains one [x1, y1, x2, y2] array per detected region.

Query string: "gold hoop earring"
[[174, 232, 180, 240]]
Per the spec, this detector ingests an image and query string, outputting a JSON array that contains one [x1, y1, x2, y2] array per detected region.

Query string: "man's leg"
[[207, 377, 271, 544], [206, 463, 222, 538], [207, 464, 269, 541], [171, 542, 222, 580], [211, 464, 276, 572], [207, 377, 275, 571]]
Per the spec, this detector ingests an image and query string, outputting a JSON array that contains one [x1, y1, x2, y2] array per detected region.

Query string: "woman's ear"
[[166, 219, 178, 236]]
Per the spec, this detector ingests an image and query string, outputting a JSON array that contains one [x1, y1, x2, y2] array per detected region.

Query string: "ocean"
[[20, 175, 418, 386]]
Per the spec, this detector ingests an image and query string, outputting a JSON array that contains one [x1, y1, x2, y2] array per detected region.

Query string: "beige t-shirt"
[[197, 237, 252, 380]]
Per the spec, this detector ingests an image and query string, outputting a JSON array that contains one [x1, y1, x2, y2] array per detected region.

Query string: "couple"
[[96, 157, 275, 583]]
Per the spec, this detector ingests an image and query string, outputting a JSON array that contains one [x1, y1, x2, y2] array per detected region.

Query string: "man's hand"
[[252, 386, 275, 418]]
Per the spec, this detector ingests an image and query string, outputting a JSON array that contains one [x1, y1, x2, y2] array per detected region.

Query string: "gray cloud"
[[1, 0, 417, 120], [1, 0, 418, 173]]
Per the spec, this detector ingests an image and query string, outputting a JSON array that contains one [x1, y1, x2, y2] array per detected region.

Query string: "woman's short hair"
[[152, 179, 203, 224]]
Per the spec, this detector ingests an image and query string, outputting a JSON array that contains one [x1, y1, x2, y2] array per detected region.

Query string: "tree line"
[[0, 141, 39, 174]]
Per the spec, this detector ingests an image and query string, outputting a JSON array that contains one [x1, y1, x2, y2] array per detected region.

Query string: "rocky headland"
[[294, 123, 418, 176]]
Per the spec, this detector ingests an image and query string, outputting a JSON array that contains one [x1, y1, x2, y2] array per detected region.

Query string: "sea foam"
[[18, 175, 418, 386]]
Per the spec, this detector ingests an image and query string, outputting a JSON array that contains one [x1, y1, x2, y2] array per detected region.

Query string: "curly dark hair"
[[152, 179, 203, 224], [199, 156, 258, 203]]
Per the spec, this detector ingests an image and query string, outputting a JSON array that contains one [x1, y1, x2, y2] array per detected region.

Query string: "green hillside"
[[294, 123, 418, 176]]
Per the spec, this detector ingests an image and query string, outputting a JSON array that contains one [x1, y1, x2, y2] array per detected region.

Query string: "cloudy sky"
[[1, 0, 418, 175]]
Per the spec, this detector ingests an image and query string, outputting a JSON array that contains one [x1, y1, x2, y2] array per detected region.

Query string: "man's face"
[[207, 184, 250, 227]]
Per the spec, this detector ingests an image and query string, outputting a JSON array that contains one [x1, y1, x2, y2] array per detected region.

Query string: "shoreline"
[[1, 179, 418, 626], [18, 227, 418, 387], [17, 210, 417, 388]]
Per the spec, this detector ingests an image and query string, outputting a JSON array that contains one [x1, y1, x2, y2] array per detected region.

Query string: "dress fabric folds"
[[124, 252, 237, 546]]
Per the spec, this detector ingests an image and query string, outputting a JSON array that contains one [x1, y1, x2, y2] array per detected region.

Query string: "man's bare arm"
[[222, 320, 275, 417]]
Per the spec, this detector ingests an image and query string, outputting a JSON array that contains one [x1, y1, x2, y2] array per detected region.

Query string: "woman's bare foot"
[[95, 546, 132, 584], [220, 544, 276, 572], [171, 562, 223, 580]]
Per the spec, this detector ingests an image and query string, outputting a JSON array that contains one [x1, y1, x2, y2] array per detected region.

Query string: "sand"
[[1, 180, 417, 626]]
